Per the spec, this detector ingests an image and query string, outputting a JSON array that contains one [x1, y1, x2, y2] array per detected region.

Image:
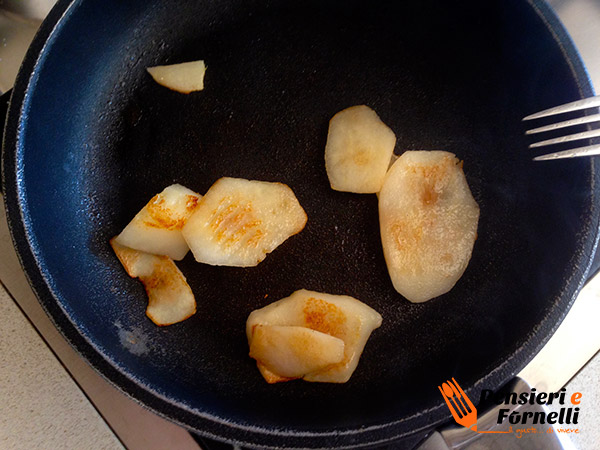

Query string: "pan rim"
[[2, 0, 599, 447]]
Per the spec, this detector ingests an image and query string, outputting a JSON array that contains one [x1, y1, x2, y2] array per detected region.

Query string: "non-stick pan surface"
[[3, 0, 599, 448]]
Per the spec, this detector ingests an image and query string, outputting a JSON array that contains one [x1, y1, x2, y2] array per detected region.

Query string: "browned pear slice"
[[256, 362, 293, 384], [147, 60, 206, 93], [247, 289, 382, 383], [379, 151, 479, 303], [114, 184, 202, 261], [249, 325, 345, 380], [110, 238, 196, 326], [182, 177, 307, 267], [325, 105, 397, 193]]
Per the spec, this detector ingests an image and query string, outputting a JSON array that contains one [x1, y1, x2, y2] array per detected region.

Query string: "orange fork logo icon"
[[438, 378, 512, 433]]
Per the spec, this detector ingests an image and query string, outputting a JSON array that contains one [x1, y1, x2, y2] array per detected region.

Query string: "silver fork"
[[523, 95, 600, 161]]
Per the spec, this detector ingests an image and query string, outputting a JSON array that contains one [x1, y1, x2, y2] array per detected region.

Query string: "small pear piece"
[[325, 105, 397, 193], [249, 325, 345, 380], [115, 184, 202, 260], [147, 60, 206, 94], [110, 238, 196, 326]]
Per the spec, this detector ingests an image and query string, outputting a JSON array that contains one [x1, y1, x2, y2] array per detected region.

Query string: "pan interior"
[[10, 0, 597, 440]]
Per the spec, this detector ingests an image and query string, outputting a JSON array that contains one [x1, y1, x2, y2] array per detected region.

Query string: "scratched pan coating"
[[2, 0, 599, 447]]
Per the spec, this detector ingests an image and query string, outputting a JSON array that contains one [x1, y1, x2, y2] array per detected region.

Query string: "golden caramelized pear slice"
[[249, 325, 345, 380], [110, 238, 196, 326], [247, 289, 382, 383], [182, 177, 307, 267], [255, 362, 294, 384], [114, 184, 202, 261], [325, 105, 397, 193], [379, 151, 480, 303], [147, 60, 206, 94]]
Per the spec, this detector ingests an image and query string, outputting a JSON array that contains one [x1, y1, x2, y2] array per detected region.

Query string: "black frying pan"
[[2, 0, 599, 448]]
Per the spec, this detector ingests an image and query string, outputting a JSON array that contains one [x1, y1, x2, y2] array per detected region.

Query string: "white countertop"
[[0, 284, 122, 450]]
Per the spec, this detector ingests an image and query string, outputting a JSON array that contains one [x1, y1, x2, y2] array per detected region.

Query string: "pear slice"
[[256, 362, 293, 384], [182, 177, 307, 267], [379, 151, 479, 303], [147, 60, 206, 94], [249, 325, 345, 380], [247, 289, 382, 383], [325, 105, 397, 193], [115, 184, 202, 261], [110, 238, 196, 326]]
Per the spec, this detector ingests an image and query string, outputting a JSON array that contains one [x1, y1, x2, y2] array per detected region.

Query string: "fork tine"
[[526, 113, 600, 135], [533, 143, 600, 161], [529, 128, 600, 148], [523, 95, 600, 121]]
